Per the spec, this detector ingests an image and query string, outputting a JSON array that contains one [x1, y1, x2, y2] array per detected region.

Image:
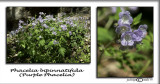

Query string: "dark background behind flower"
[[97, 7, 153, 77]]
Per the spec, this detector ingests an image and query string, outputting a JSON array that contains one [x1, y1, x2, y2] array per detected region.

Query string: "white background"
[[0, 1, 159, 84]]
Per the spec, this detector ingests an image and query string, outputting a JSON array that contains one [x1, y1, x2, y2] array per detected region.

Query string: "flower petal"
[[118, 11, 133, 25], [116, 24, 132, 34]]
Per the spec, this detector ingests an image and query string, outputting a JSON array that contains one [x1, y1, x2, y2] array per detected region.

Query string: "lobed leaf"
[[58, 47, 66, 57]]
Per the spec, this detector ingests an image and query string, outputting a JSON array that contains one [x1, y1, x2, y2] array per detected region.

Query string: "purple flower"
[[85, 20, 88, 24], [67, 17, 70, 20], [69, 31, 72, 35], [111, 7, 117, 13], [120, 7, 125, 12], [138, 24, 148, 38], [43, 24, 48, 28], [59, 29, 61, 32], [52, 18, 56, 21], [138, 24, 147, 31], [61, 25, 67, 31], [23, 23, 27, 26], [53, 40, 58, 45], [111, 7, 125, 13], [52, 31, 57, 35], [66, 21, 70, 24], [133, 30, 143, 42], [37, 16, 43, 23], [19, 20, 24, 24], [118, 11, 133, 25], [121, 31, 135, 46], [59, 20, 63, 22], [46, 15, 53, 20], [32, 22, 36, 26], [31, 17, 35, 20], [129, 7, 138, 11], [115, 24, 132, 34], [34, 20, 38, 24], [10, 31, 15, 36], [69, 21, 74, 26], [15, 29, 19, 33], [50, 27, 54, 31], [18, 25, 23, 29]]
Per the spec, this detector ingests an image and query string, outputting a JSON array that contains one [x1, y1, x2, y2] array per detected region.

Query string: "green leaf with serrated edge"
[[133, 13, 142, 25]]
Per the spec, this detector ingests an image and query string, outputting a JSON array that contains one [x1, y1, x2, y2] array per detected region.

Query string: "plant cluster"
[[115, 11, 147, 47], [98, 7, 153, 77], [7, 12, 90, 63]]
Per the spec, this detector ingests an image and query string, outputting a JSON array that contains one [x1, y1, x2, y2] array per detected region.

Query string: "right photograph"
[[97, 7, 153, 77]]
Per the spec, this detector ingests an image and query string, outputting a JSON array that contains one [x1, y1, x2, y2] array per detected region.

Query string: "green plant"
[[7, 12, 90, 63]]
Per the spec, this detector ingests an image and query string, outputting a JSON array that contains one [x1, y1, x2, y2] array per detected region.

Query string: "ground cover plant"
[[97, 7, 153, 77], [7, 8, 91, 63]]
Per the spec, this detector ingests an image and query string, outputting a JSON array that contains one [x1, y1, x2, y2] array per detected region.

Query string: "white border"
[[0, 1, 159, 84]]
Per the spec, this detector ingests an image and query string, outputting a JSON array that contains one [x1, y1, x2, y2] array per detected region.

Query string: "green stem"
[[105, 17, 113, 29], [137, 60, 151, 77]]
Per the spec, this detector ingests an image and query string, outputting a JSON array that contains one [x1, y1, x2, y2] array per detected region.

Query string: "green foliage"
[[133, 13, 142, 25], [58, 47, 66, 57], [7, 12, 91, 63], [126, 52, 146, 60], [137, 32, 153, 52], [98, 27, 114, 43], [98, 7, 153, 77], [114, 7, 122, 20], [39, 39, 45, 46], [104, 50, 111, 56]]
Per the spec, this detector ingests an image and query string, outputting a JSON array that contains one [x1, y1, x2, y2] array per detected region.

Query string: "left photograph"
[[6, 7, 91, 64]]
